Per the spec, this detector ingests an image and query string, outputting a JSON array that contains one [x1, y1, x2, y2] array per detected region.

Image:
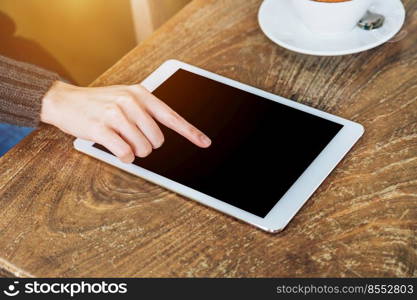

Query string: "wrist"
[[40, 80, 65, 126]]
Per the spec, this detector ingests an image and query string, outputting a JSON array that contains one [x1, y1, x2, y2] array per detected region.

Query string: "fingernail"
[[200, 134, 211, 146]]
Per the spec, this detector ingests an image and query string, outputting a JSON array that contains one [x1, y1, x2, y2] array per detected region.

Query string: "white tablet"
[[74, 60, 364, 233]]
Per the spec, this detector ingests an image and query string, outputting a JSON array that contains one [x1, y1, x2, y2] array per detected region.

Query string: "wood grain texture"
[[0, 0, 416, 277]]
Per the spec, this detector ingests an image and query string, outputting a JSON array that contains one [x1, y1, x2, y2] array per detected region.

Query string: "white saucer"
[[258, 0, 405, 56]]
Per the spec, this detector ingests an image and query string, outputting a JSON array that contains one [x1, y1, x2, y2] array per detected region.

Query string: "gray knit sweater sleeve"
[[0, 55, 60, 127]]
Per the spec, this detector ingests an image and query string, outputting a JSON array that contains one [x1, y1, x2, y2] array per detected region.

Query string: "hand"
[[41, 81, 211, 163]]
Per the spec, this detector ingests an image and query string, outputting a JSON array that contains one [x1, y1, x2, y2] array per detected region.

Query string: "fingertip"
[[198, 134, 212, 148], [120, 152, 135, 163], [136, 149, 152, 158], [200, 141, 211, 148], [152, 136, 165, 149]]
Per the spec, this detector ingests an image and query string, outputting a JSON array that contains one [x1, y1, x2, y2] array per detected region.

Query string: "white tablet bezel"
[[74, 59, 364, 233]]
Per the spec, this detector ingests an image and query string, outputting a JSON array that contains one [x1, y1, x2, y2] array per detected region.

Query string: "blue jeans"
[[0, 123, 33, 157]]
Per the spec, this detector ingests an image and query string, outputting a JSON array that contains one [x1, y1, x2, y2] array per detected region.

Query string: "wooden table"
[[0, 0, 416, 277]]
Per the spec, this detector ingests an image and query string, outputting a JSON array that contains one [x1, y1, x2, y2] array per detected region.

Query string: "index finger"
[[136, 87, 211, 148]]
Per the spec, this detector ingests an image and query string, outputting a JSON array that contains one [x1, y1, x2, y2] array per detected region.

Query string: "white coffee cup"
[[290, 0, 375, 35]]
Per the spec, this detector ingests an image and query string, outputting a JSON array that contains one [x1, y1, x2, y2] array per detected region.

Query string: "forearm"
[[0, 55, 60, 127]]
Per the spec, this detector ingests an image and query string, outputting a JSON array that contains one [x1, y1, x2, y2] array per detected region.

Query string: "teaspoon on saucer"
[[358, 11, 385, 30]]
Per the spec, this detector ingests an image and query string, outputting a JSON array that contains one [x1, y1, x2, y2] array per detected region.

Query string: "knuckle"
[[104, 104, 122, 121], [164, 112, 182, 126], [186, 124, 199, 136], [103, 103, 118, 113], [130, 84, 147, 94], [116, 91, 135, 106]]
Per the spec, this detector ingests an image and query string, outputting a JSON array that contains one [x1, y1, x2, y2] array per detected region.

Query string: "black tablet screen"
[[94, 69, 342, 217]]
